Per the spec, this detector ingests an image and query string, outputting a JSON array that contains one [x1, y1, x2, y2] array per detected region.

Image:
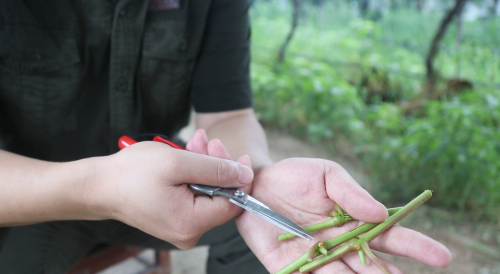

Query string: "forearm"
[[197, 109, 273, 171], [0, 150, 103, 226]]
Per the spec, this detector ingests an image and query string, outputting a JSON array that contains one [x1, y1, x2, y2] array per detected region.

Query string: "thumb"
[[173, 152, 254, 230], [168, 149, 253, 187], [325, 162, 388, 223]]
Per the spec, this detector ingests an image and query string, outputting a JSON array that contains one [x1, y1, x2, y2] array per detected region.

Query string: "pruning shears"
[[118, 134, 314, 241]]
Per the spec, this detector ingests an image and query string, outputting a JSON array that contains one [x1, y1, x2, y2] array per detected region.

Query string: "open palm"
[[186, 130, 452, 273]]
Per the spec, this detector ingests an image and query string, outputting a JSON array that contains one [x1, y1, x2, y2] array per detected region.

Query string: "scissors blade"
[[189, 184, 313, 240], [229, 195, 314, 241]]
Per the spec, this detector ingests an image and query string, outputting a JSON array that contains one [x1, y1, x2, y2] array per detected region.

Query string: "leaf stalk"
[[298, 190, 432, 273], [274, 208, 402, 274]]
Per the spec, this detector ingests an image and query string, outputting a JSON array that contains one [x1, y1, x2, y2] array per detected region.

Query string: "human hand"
[[238, 159, 452, 273], [186, 130, 452, 273], [85, 140, 253, 249]]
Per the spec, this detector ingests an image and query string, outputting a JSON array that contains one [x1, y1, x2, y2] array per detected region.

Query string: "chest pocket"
[[139, 0, 203, 136], [0, 23, 81, 139]]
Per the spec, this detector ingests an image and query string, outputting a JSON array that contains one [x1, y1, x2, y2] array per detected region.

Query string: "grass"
[[250, 0, 500, 223]]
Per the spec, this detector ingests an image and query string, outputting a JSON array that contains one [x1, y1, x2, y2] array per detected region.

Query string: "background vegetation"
[[250, 0, 500, 223]]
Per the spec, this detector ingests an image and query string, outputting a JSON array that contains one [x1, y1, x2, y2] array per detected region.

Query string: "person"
[[0, 0, 452, 273]]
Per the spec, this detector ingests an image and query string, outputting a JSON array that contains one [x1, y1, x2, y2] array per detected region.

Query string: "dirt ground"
[[99, 128, 500, 274]]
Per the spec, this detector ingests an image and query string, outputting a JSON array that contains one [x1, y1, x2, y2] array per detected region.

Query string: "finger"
[[185, 130, 201, 152], [191, 181, 250, 229], [341, 250, 405, 274], [191, 144, 251, 227], [207, 138, 231, 159], [188, 129, 209, 155], [170, 150, 253, 231], [190, 154, 253, 230], [237, 154, 252, 169], [167, 148, 253, 187], [324, 161, 388, 223], [368, 225, 452, 268]]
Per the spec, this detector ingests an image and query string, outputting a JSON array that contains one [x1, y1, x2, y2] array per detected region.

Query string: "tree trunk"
[[425, 0, 467, 96], [456, 1, 464, 46], [416, 0, 423, 12], [359, 0, 369, 18], [390, 0, 398, 11], [455, 2, 465, 77], [490, 0, 499, 18], [276, 0, 299, 64]]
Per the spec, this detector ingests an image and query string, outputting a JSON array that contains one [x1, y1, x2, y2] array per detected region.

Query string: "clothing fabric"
[[0, 0, 252, 161], [0, 0, 263, 273], [0, 220, 266, 274]]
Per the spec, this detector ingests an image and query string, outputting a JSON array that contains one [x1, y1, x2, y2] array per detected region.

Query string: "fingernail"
[[238, 164, 254, 184]]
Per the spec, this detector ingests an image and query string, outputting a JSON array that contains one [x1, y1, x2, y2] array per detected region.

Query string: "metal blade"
[[230, 196, 314, 241]]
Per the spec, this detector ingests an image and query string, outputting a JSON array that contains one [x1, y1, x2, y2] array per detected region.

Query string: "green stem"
[[322, 223, 376, 249], [318, 246, 328, 256], [386, 207, 402, 215], [275, 253, 316, 274], [279, 215, 353, 241], [274, 224, 370, 274], [307, 242, 322, 262], [358, 249, 366, 264], [278, 207, 402, 241], [360, 239, 389, 274], [299, 190, 432, 273], [334, 204, 345, 216], [361, 191, 432, 242], [299, 239, 359, 272], [274, 208, 402, 274]]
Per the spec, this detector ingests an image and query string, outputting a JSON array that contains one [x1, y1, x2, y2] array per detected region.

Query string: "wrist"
[[78, 155, 116, 221], [39, 157, 107, 221], [0, 151, 110, 226]]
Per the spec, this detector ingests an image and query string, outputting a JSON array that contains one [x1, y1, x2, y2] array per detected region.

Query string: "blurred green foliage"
[[251, 1, 500, 222]]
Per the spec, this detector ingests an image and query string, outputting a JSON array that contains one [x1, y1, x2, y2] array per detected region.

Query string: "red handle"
[[118, 135, 185, 150], [153, 136, 185, 150], [118, 136, 138, 149]]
